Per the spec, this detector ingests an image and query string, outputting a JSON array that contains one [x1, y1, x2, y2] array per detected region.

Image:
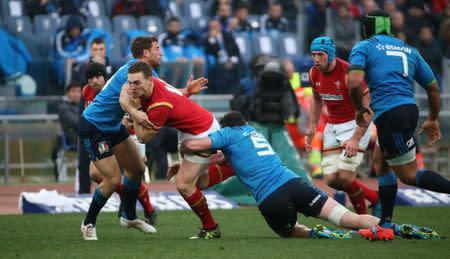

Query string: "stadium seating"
[[87, 16, 112, 33], [1, 0, 24, 18], [138, 15, 164, 35], [251, 33, 278, 56], [112, 15, 137, 34], [86, 0, 106, 17], [104, 0, 115, 17], [109, 32, 124, 66], [188, 16, 208, 32], [183, 0, 205, 20], [278, 32, 302, 58], [33, 15, 58, 39], [5, 16, 32, 36], [234, 33, 253, 63]]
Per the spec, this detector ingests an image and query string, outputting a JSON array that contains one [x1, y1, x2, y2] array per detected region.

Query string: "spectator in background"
[[305, 0, 328, 45], [332, 4, 359, 60], [112, 0, 145, 17], [25, 0, 58, 19], [438, 4, 450, 24], [72, 38, 113, 83], [278, 0, 300, 32], [58, 82, 82, 147], [159, 17, 188, 63], [260, 1, 288, 34], [404, 1, 433, 44], [415, 26, 443, 80], [382, 0, 397, 14], [59, 0, 91, 19], [390, 10, 405, 36], [215, 2, 233, 32], [53, 15, 90, 86], [229, 3, 253, 33], [439, 19, 450, 59], [143, 0, 164, 18], [331, 0, 360, 18], [204, 18, 241, 93]]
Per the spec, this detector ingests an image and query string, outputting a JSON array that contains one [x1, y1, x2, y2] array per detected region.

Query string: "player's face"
[[88, 75, 105, 94], [146, 41, 162, 67], [90, 43, 106, 58], [311, 51, 328, 72], [128, 72, 151, 98]]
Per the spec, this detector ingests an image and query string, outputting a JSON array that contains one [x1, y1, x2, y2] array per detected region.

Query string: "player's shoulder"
[[82, 84, 90, 96], [335, 58, 350, 69]]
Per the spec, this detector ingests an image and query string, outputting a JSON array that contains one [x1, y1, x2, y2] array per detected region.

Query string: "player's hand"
[[355, 107, 372, 127], [167, 162, 181, 180], [122, 113, 134, 130], [185, 75, 208, 96], [209, 151, 227, 165], [418, 119, 441, 146], [130, 110, 154, 129], [304, 131, 315, 153], [344, 137, 359, 158]]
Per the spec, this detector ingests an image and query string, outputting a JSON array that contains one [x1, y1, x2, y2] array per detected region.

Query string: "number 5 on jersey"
[[251, 135, 275, 156]]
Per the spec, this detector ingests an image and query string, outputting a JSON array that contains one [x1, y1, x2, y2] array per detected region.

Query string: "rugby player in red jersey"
[[305, 36, 380, 216]]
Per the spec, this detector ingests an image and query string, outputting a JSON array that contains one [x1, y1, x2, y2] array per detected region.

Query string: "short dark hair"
[[66, 81, 82, 93], [90, 38, 105, 47], [128, 61, 152, 79], [220, 111, 247, 128], [85, 62, 107, 81], [130, 36, 158, 58]]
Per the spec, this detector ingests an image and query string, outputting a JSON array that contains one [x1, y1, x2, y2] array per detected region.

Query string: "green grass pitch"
[[0, 206, 449, 258]]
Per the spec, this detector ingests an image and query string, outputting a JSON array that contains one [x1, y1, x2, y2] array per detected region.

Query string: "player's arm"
[[347, 69, 372, 127], [134, 121, 161, 143], [179, 138, 213, 156], [180, 75, 208, 97], [119, 84, 153, 129], [345, 90, 372, 157], [306, 91, 323, 137]]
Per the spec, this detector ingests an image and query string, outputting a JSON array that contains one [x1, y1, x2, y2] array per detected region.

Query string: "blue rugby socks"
[[121, 175, 140, 220], [84, 187, 109, 225], [416, 169, 450, 194], [377, 172, 398, 228]]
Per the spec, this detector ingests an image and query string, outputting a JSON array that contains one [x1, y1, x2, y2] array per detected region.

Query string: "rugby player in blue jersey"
[[179, 111, 387, 239], [79, 36, 207, 240], [347, 10, 448, 240]]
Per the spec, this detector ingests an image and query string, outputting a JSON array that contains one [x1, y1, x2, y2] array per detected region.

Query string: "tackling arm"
[[179, 138, 213, 155]]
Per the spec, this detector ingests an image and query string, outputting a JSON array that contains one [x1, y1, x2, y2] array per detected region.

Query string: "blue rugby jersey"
[[209, 125, 298, 204], [349, 35, 435, 120]]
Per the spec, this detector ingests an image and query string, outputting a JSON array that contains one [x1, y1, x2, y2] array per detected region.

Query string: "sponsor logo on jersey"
[[319, 93, 344, 101], [309, 194, 321, 207], [406, 137, 414, 148], [376, 43, 411, 54]]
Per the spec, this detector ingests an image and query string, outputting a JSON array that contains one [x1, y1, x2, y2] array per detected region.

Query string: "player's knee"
[[324, 175, 341, 189], [338, 152, 363, 174], [175, 177, 195, 196], [321, 153, 339, 175], [396, 172, 416, 186], [109, 175, 122, 191]]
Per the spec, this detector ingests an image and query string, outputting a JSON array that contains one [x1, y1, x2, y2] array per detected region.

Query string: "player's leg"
[[89, 161, 103, 184], [385, 105, 450, 193], [260, 178, 350, 239], [176, 159, 220, 239], [113, 131, 156, 233], [130, 134, 156, 224]]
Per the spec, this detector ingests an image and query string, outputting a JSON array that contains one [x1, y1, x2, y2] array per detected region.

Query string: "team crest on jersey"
[[98, 141, 109, 155]]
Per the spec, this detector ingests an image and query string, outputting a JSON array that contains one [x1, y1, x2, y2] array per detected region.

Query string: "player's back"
[[217, 125, 298, 204], [83, 59, 136, 132], [350, 34, 435, 119], [144, 78, 214, 135]]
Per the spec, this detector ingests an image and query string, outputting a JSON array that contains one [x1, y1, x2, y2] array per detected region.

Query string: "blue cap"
[[310, 36, 336, 63]]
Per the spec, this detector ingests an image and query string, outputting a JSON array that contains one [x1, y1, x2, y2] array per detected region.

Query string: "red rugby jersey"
[[140, 78, 214, 135], [309, 58, 368, 124]]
